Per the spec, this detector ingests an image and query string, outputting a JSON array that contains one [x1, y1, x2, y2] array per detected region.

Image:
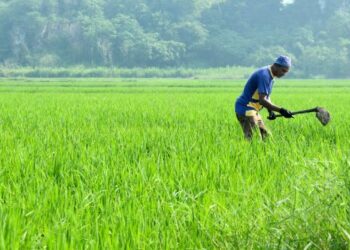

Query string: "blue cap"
[[275, 55, 292, 68]]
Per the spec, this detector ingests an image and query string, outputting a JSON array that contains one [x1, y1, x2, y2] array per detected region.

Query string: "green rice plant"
[[0, 78, 349, 249]]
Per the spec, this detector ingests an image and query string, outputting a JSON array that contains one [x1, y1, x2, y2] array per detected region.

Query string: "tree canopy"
[[0, 0, 349, 77]]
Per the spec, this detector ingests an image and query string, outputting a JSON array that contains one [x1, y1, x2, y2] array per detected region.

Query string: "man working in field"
[[235, 55, 293, 140]]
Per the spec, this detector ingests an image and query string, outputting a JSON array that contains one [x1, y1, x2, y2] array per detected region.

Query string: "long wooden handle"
[[274, 107, 318, 118]]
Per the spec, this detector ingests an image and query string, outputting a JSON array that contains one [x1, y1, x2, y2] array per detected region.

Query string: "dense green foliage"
[[0, 66, 254, 78], [0, 78, 349, 248], [0, 0, 350, 78]]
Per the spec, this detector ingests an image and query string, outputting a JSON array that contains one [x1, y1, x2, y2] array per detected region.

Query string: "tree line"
[[0, 0, 349, 78]]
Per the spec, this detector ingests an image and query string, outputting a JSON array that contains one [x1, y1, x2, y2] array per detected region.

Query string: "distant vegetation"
[[0, 66, 254, 79], [0, 0, 349, 78]]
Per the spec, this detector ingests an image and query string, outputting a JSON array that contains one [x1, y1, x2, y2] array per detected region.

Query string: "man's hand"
[[279, 108, 293, 118], [267, 110, 276, 120]]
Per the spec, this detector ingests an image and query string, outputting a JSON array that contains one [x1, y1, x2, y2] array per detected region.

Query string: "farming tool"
[[268, 107, 331, 126]]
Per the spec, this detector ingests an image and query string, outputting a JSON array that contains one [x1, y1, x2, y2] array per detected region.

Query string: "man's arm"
[[258, 93, 280, 112], [259, 93, 294, 118]]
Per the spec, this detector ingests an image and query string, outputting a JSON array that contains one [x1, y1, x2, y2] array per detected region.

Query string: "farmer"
[[235, 55, 293, 140]]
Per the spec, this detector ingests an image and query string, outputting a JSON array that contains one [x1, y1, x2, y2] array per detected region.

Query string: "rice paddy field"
[[0, 78, 349, 249]]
